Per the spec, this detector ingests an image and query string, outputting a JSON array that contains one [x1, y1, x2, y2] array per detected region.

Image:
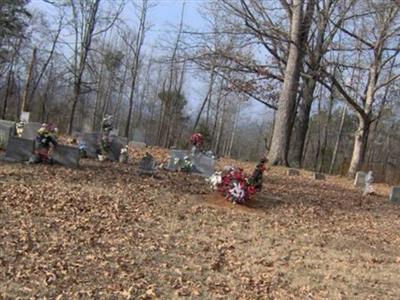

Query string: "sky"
[[27, 0, 272, 125]]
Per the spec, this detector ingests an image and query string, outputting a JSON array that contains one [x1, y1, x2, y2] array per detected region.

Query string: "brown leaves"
[[1, 155, 400, 298]]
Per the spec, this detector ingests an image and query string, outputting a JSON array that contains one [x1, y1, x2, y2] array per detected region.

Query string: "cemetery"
[[1, 0, 400, 298], [1, 117, 400, 298]]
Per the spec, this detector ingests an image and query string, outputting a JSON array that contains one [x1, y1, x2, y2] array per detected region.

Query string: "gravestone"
[[139, 153, 156, 175], [79, 132, 101, 158], [21, 122, 41, 140], [109, 136, 128, 161], [5, 136, 35, 161], [389, 187, 400, 203], [110, 129, 119, 136], [192, 153, 215, 177], [166, 150, 190, 171], [354, 171, 367, 187], [0, 123, 14, 150], [132, 128, 145, 143], [20, 111, 30, 123], [287, 169, 300, 176], [314, 173, 326, 180], [52, 144, 80, 168], [129, 141, 146, 148]]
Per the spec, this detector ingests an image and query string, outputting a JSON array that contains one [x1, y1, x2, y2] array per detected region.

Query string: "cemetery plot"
[[287, 168, 300, 176]]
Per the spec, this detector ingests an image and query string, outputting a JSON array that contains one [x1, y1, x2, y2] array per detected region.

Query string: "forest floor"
[[0, 147, 399, 299]]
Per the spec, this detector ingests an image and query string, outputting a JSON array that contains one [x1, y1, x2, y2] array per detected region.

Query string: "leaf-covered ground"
[[1, 147, 399, 299]]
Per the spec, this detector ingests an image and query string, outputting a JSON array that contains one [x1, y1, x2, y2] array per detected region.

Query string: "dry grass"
[[1, 147, 399, 299]]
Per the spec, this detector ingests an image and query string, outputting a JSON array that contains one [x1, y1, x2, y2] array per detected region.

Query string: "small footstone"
[[314, 173, 326, 180], [389, 187, 400, 203], [287, 169, 300, 176]]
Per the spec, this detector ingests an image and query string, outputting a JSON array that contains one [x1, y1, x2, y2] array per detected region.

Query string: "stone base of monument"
[[314, 173, 326, 180]]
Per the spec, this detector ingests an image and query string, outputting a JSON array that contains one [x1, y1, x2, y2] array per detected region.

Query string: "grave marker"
[[354, 171, 366, 187], [5, 136, 35, 161], [139, 153, 156, 175], [192, 153, 215, 177], [79, 132, 101, 158], [287, 169, 300, 176], [314, 173, 326, 180], [21, 122, 41, 140], [109, 136, 128, 161], [389, 187, 400, 203], [52, 144, 80, 168], [0, 123, 14, 150]]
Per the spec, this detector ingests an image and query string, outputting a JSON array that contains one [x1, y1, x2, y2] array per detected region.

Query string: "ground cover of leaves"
[[1, 147, 399, 299]]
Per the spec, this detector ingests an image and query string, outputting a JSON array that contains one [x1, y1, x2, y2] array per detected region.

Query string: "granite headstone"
[[5, 136, 35, 161], [52, 144, 80, 168]]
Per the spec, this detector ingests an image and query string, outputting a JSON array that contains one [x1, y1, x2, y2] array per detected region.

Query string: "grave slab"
[[21, 122, 42, 140], [354, 171, 367, 187], [0, 123, 14, 150], [287, 169, 300, 176], [5, 136, 35, 161], [389, 187, 400, 203], [52, 144, 80, 168], [314, 173, 326, 180]]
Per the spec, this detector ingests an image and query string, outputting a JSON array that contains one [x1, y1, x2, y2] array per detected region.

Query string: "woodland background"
[[1, 0, 400, 182]]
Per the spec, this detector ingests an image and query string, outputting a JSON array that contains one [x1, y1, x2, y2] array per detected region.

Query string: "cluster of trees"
[[0, 0, 399, 181]]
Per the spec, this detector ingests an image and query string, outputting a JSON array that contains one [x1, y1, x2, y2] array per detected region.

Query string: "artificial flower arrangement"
[[190, 132, 204, 148], [208, 158, 267, 204]]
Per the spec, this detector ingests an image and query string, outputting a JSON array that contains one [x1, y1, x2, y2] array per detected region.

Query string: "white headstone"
[[354, 171, 367, 187], [20, 111, 30, 123]]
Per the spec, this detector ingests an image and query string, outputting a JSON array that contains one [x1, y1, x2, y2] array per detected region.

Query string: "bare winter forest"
[[2, 1, 400, 299], [1, 0, 399, 180]]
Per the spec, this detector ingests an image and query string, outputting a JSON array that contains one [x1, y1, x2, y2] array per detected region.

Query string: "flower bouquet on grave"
[[190, 133, 204, 155], [174, 155, 193, 172], [30, 123, 58, 164], [211, 158, 268, 204]]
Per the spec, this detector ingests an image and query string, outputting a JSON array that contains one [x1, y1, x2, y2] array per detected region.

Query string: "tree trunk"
[[329, 106, 347, 174], [268, 0, 313, 165], [21, 47, 37, 113], [291, 78, 316, 167], [348, 115, 370, 177]]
